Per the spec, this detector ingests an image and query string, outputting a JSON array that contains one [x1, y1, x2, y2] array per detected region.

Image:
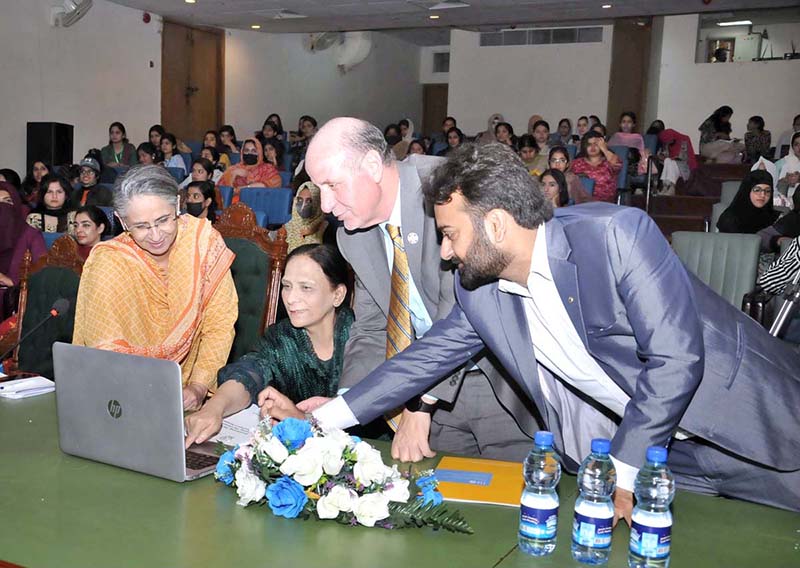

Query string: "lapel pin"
[[407, 232, 419, 245], [567, 296, 575, 303]]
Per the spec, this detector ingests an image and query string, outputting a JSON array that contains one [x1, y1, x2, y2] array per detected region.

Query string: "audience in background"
[[161, 133, 186, 175], [591, 123, 607, 138], [25, 175, 75, 234], [219, 125, 240, 156], [698, 105, 745, 163], [589, 115, 601, 127], [392, 118, 416, 160], [570, 131, 622, 202], [265, 114, 285, 139], [526, 114, 543, 135], [73, 205, 109, 261], [290, 115, 318, 172], [550, 118, 574, 147], [217, 138, 281, 204], [433, 116, 457, 146], [438, 127, 465, 156], [576, 115, 590, 139], [148, 124, 165, 149], [608, 111, 653, 178], [476, 113, 504, 144], [518, 134, 547, 176], [548, 146, 592, 204], [744, 115, 772, 163], [101, 122, 138, 169], [203, 130, 231, 169], [407, 140, 426, 156], [539, 168, 569, 208], [776, 132, 800, 200], [717, 170, 779, 234], [657, 127, 697, 195], [136, 142, 161, 166], [180, 157, 221, 190], [531, 120, 551, 155], [285, 182, 327, 253], [0, 169, 22, 193], [494, 121, 515, 147], [71, 157, 112, 208], [263, 138, 285, 171], [200, 147, 225, 175], [185, 180, 218, 225], [258, 120, 281, 145], [21, 160, 50, 207], [774, 114, 800, 155]]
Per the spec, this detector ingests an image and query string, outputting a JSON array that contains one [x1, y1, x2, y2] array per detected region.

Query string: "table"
[[1, 395, 798, 567]]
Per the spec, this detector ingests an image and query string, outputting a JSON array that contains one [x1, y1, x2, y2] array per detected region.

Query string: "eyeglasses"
[[751, 188, 772, 195], [550, 158, 568, 164], [79, 168, 96, 176], [125, 213, 178, 238]]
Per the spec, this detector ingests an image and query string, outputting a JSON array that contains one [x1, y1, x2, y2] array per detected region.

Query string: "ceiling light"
[[602, 4, 612, 8], [250, 24, 261, 29], [185, 0, 195, 3], [717, 20, 752, 27], [429, 14, 440, 19], [429, 1, 469, 10], [273, 9, 307, 19]]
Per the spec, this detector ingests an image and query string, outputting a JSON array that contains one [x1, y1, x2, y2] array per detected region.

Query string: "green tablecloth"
[[1, 395, 797, 567]]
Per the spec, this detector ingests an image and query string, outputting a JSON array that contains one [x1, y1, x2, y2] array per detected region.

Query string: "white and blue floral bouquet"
[[214, 416, 473, 533]]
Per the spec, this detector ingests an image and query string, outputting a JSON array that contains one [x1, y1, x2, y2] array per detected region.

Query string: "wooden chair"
[[1, 236, 84, 376], [215, 202, 288, 362]]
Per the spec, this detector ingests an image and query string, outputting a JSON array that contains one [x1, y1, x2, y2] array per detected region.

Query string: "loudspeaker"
[[27, 122, 73, 170]]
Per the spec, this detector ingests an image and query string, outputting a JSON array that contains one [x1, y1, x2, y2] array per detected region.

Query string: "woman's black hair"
[[548, 145, 570, 164], [108, 121, 129, 144], [408, 140, 426, 155], [540, 168, 570, 207], [558, 118, 572, 131], [187, 180, 218, 224], [286, 243, 349, 296], [384, 123, 400, 138], [577, 115, 589, 124], [22, 160, 52, 198], [591, 123, 607, 137], [261, 120, 280, 136], [446, 126, 465, 145], [161, 132, 178, 153], [0, 168, 22, 191], [589, 115, 601, 125], [263, 138, 285, 169], [136, 142, 162, 162], [646, 120, 665, 136], [201, 146, 221, 165], [191, 157, 215, 178], [578, 131, 605, 158], [148, 124, 165, 143], [299, 115, 318, 129], [710, 106, 734, 131], [266, 113, 284, 133], [398, 118, 410, 130], [38, 174, 73, 206], [495, 121, 515, 136], [220, 125, 238, 145], [75, 204, 110, 237], [748, 115, 765, 131], [619, 111, 637, 125], [532, 120, 550, 132], [517, 134, 538, 151]]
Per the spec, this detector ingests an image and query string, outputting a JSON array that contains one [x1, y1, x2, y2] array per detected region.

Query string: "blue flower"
[[215, 448, 237, 486], [266, 476, 309, 519], [416, 474, 443, 507], [272, 418, 313, 451]]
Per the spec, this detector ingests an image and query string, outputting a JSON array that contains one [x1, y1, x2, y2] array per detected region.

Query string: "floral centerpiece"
[[215, 416, 473, 533]]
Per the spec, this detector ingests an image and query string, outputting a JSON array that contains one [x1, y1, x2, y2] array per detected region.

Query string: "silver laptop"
[[53, 342, 219, 482]]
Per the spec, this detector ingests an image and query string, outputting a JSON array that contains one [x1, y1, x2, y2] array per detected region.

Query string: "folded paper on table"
[[435, 455, 524, 507], [0, 376, 55, 399], [208, 404, 261, 447]]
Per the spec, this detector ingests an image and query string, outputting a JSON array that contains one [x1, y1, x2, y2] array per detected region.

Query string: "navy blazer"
[[343, 203, 800, 470]]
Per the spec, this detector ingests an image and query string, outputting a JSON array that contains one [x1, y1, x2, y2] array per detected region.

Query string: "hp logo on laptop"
[[107, 400, 122, 419]]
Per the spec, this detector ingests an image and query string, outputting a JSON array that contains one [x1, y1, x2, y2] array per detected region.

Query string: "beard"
[[453, 225, 510, 291]]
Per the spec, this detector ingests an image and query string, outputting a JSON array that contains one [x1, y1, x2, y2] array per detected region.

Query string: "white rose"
[[353, 441, 387, 486], [312, 436, 346, 476], [280, 449, 324, 487], [322, 427, 356, 450], [235, 466, 266, 507], [382, 478, 410, 503], [353, 493, 391, 527], [316, 485, 358, 519], [258, 435, 289, 464]]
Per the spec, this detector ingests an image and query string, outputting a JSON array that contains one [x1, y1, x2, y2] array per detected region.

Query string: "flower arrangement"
[[215, 416, 473, 533]]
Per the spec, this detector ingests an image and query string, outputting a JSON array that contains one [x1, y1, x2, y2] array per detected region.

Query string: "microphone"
[[0, 298, 70, 363]]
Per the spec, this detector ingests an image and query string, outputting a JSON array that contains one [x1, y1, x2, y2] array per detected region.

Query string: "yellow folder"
[[435, 456, 524, 507]]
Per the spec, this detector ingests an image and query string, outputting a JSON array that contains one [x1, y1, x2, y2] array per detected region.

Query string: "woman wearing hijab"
[[0, 182, 46, 320], [216, 137, 281, 204], [698, 105, 745, 163], [284, 182, 327, 253], [25, 174, 76, 234], [392, 118, 416, 160], [775, 131, 800, 202], [477, 113, 504, 145], [717, 170, 779, 234]]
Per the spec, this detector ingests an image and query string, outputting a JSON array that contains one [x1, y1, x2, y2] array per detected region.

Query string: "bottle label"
[[519, 505, 558, 540], [572, 512, 613, 548], [629, 521, 671, 559]]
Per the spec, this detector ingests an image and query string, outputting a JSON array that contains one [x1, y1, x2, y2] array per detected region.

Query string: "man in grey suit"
[[300, 117, 538, 462], [268, 142, 800, 518]]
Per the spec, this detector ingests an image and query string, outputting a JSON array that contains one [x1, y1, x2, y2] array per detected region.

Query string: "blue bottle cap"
[[591, 438, 611, 455], [534, 431, 554, 447], [646, 446, 668, 464]]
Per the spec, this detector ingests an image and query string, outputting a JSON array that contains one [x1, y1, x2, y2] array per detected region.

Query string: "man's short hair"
[[342, 120, 394, 168]]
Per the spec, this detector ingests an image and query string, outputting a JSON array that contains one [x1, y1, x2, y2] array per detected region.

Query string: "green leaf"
[[387, 500, 474, 534]]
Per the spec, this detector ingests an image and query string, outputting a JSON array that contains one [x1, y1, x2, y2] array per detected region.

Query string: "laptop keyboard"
[[185, 450, 218, 470]]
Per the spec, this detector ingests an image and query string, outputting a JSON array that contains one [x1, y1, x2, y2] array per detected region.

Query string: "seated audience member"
[[608, 111, 654, 177], [758, 190, 800, 252], [21, 160, 50, 207], [200, 146, 226, 176], [518, 134, 547, 176], [494, 122, 515, 147], [758, 236, 800, 342], [383, 123, 401, 146], [591, 123, 607, 138], [136, 142, 161, 166], [657, 127, 697, 195], [101, 122, 138, 169], [25, 175, 75, 234], [258, 120, 281, 146], [575, 115, 590, 139], [0, 182, 46, 319], [161, 133, 187, 175], [184, 243, 352, 445], [548, 146, 593, 204], [148, 124, 165, 149], [433, 116, 457, 145], [775, 132, 800, 201], [185, 180, 218, 224], [477, 113, 504, 144], [775, 114, 800, 155], [70, 157, 113, 208], [744, 116, 772, 164], [219, 125, 240, 156], [570, 131, 622, 202], [531, 120, 551, 155], [646, 120, 665, 136], [72, 205, 109, 261], [749, 157, 788, 208], [285, 182, 327, 253], [73, 165, 237, 410], [526, 114, 543, 135], [438, 127, 465, 157], [406, 140, 426, 157], [180, 157, 222, 190], [717, 170, 779, 234], [698, 105, 745, 163], [265, 113, 285, 139], [550, 118, 575, 147], [0, 169, 22, 193], [590, 114, 603, 126], [263, 138, 286, 172], [392, 118, 417, 160], [290, 115, 318, 172], [217, 138, 281, 204], [539, 168, 569, 208], [203, 130, 231, 169]]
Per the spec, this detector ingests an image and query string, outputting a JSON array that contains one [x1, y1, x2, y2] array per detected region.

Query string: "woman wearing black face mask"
[[284, 182, 327, 252], [185, 181, 217, 224], [216, 138, 281, 204]]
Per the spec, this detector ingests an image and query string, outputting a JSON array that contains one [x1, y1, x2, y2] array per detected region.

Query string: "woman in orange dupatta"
[[73, 165, 238, 410], [216, 137, 281, 205]]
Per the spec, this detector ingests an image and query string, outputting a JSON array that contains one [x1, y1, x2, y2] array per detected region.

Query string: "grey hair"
[[341, 119, 395, 169], [113, 164, 179, 219]]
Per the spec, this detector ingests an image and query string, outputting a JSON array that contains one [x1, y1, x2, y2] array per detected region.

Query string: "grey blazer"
[[342, 203, 800, 471], [337, 155, 539, 436]]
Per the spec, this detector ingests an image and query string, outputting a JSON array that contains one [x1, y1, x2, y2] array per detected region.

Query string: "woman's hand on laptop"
[[183, 383, 208, 411], [258, 386, 304, 423], [184, 406, 223, 449]]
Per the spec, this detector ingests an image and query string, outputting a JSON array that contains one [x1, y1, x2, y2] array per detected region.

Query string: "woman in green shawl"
[[184, 243, 352, 445], [284, 181, 328, 253]]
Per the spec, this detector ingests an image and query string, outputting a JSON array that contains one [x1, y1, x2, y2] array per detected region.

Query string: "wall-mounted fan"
[[51, 0, 93, 27]]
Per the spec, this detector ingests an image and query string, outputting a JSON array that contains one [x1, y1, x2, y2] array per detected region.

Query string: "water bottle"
[[571, 438, 616, 565], [518, 431, 561, 556], [628, 446, 675, 568]]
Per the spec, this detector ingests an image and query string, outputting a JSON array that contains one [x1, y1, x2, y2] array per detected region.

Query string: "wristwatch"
[[404, 396, 437, 415]]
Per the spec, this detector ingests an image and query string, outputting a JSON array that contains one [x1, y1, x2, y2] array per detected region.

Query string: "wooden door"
[[161, 21, 225, 142], [422, 84, 449, 137], [606, 19, 650, 131]]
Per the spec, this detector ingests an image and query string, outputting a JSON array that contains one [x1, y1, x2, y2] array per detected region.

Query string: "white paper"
[[209, 404, 262, 446], [0, 376, 55, 399]]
